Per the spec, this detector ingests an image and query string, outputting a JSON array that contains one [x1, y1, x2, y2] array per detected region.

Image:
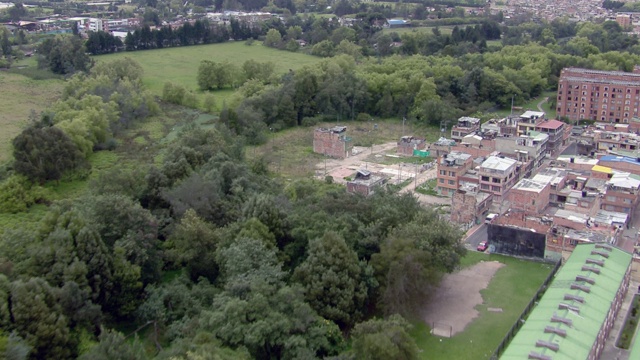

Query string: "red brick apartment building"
[[436, 151, 473, 196], [557, 67, 640, 123]]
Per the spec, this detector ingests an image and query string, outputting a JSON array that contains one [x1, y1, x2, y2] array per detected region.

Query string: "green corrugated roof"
[[631, 332, 640, 360], [500, 244, 632, 360]]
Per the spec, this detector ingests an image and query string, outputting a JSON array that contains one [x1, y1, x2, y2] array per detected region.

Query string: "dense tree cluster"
[[1, 91, 465, 359], [36, 35, 91, 75]]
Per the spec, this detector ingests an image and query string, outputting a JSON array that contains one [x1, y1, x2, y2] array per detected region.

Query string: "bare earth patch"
[[423, 261, 505, 337]]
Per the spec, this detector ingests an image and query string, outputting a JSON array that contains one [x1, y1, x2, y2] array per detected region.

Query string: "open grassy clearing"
[[411, 252, 554, 360], [0, 105, 195, 231], [246, 119, 442, 179], [95, 42, 324, 108], [0, 71, 63, 164], [493, 90, 558, 118]]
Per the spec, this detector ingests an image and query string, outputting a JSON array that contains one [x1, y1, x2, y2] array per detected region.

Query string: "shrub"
[[0, 175, 49, 213]]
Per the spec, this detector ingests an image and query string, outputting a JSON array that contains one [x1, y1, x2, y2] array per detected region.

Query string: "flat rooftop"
[[512, 178, 547, 193], [480, 156, 517, 171]]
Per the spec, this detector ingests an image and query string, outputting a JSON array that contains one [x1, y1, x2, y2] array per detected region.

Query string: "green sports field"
[[411, 252, 554, 360]]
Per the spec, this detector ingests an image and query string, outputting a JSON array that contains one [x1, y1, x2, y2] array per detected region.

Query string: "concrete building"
[[535, 119, 567, 155], [602, 171, 640, 218], [436, 151, 473, 196], [346, 170, 387, 196], [516, 111, 545, 136], [478, 155, 519, 198], [396, 135, 426, 156], [495, 131, 548, 177], [556, 67, 640, 123], [313, 126, 353, 159], [451, 116, 480, 142], [500, 243, 632, 360]]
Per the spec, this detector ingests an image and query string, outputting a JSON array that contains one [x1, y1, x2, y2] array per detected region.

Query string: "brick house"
[[516, 110, 544, 136], [313, 126, 353, 159], [451, 183, 493, 228], [396, 136, 426, 156], [436, 151, 473, 196], [346, 170, 387, 196], [509, 178, 551, 214], [602, 171, 640, 219], [478, 155, 519, 198], [451, 116, 480, 142]]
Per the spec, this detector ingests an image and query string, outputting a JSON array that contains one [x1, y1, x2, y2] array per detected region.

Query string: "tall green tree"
[[293, 232, 370, 329], [350, 314, 419, 360], [12, 126, 87, 184]]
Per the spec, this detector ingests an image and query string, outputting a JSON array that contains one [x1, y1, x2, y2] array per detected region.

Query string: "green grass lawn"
[[411, 252, 554, 360], [493, 90, 557, 119], [95, 42, 323, 108], [0, 71, 63, 164]]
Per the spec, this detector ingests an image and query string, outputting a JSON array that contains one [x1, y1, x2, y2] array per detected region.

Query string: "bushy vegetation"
[[0, 55, 469, 359]]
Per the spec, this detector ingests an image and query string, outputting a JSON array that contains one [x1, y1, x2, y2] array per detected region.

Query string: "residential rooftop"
[[480, 155, 517, 171], [537, 120, 565, 130]]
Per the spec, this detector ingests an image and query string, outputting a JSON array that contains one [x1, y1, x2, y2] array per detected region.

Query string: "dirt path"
[[537, 97, 549, 113], [423, 261, 505, 337]]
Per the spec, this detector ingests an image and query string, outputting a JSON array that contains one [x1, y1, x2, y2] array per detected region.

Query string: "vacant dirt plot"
[[423, 261, 505, 336]]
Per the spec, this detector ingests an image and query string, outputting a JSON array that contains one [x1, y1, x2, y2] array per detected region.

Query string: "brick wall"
[[509, 184, 551, 214], [313, 130, 349, 158]]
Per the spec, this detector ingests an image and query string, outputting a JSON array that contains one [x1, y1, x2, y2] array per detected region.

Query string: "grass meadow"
[[493, 90, 557, 119], [0, 71, 63, 164], [95, 42, 324, 108], [411, 252, 554, 360]]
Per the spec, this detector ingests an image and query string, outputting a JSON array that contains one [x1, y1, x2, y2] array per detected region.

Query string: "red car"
[[477, 241, 488, 252]]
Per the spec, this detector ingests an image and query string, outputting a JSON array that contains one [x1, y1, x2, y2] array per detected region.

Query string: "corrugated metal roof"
[[591, 165, 612, 174], [500, 244, 632, 360]]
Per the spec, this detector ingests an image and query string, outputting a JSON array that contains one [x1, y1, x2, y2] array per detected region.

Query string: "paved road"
[[465, 224, 488, 250]]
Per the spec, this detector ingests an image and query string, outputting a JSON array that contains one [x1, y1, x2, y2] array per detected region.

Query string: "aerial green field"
[[0, 72, 63, 164], [411, 252, 554, 360], [95, 42, 324, 105]]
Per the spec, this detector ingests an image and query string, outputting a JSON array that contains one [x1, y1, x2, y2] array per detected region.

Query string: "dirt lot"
[[315, 141, 450, 205], [423, 261, 505, 336]]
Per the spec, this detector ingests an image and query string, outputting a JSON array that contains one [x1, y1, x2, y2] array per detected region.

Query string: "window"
[[491, 186, 500, 192], [606, 195, 616, 202], [439, 178, 444, 183], [448, 179, 455, 185], [480, 184, 490, 190], [439, 170, 446, 175], [492, 178, 501, 183], [449, 171, 455, 177], [481, 176, 490, 181]]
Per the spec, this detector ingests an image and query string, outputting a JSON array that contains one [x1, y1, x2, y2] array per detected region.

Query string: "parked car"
[[477, 241, 488, 252]]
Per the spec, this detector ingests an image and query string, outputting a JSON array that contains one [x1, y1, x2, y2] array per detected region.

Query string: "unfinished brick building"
[[346, 170, 387, 196], [313, 126, 353, 159], [396, 136, 427, 156]]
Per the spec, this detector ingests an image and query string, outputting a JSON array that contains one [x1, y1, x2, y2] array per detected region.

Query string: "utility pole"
[[402, 117, 406, 137], [414, 160, 418, 190], [510, 94, 515, 115]]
